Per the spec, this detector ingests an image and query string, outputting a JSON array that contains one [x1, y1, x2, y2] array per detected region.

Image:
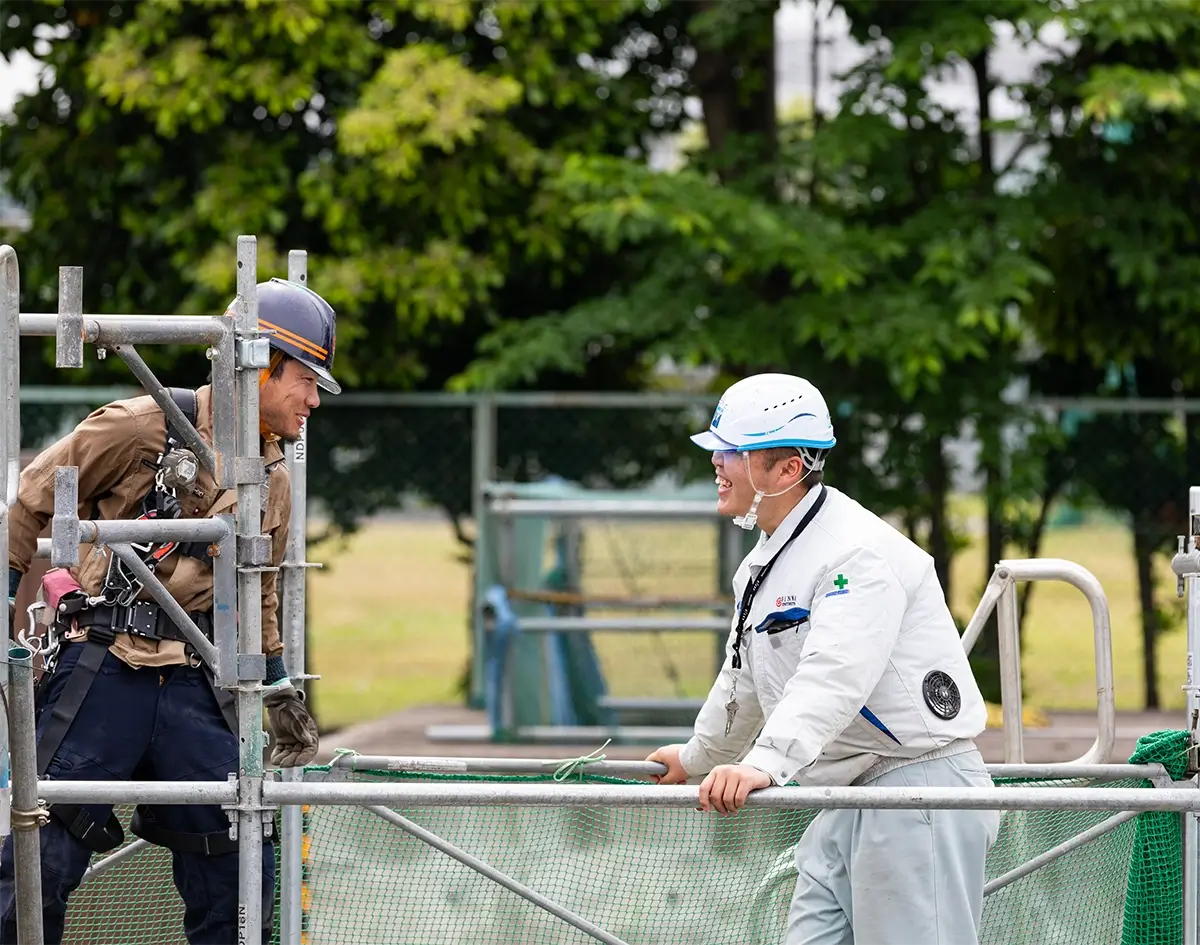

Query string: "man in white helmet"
[[646, 373, 999, 945]]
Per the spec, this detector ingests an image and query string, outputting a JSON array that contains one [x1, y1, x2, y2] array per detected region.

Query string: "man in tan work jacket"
[[1, 278, 342, 945]]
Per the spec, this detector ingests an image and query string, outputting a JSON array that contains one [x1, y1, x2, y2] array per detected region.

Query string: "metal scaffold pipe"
[[265, 780, 1200, 813]]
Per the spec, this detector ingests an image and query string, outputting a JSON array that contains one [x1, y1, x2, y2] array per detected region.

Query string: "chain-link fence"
[[16, 387, 1200, 713]]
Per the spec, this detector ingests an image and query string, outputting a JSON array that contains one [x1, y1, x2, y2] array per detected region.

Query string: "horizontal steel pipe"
[[424, 724, 699, 743], [520, 616, 730, 633], [331, 755, 667, 780], [19, 313, 227, 345], [597, 697, 704, 711], [986, 764, 1168, 782], [487, 497, 719, 518], [79, 517, 230, 545], [329, 756, 1170, 784], [40, 780, 236, 805], [265, 781, 1200, 812], [336, 391, 715, 408], [8, 385, 140, 404]]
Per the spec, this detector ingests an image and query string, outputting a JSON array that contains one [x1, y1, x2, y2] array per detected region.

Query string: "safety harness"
[[35, 389, 240, 856]]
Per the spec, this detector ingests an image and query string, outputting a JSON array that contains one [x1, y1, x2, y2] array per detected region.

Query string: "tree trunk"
[[972, 46, 1001, 604], [971, 454, 1006, 704], [689, 1, 779, 191], [1017, 465, 1069, 627], [1133, 515, 1161, 710], [971, 50, 994, 180], [966, 47, 1007, 704], [926, 435, 952, 603], [807, 0, 822, 206]]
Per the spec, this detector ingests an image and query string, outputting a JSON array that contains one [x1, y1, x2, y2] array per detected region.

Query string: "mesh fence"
[[59, 751, 1182, 945], [60, 807, 186, 945], [1122, 729, 1191, 945], [299, 770, 1146, 945], [58, 806, 283, 945], [18, 396, 717, 534]]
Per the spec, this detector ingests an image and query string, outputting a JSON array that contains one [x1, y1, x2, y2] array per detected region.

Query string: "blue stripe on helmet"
[[738, 437, 837, 451], [742, 412, 819, 438]]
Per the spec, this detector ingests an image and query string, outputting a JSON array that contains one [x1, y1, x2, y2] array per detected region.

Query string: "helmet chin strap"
[[733, 453, 815, 531]]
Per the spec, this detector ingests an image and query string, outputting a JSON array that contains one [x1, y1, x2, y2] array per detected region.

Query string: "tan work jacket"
[[8, 384, 290, 668]]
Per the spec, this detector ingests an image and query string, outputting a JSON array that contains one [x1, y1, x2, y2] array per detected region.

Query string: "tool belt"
[[70, 600, 214, 647]]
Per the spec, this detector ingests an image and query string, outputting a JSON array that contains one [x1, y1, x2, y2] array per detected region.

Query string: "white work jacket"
[[680, 484, 987, 787]]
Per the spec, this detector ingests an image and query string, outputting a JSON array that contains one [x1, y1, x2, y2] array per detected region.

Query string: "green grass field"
[[305, 514, 1189, 731]]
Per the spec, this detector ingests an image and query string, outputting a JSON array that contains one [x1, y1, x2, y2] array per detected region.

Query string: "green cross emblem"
[[834, 574, 849, 590]]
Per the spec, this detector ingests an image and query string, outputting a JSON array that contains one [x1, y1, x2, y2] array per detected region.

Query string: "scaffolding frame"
[[3, 237, 1200, 944], [1, 237, 282, 945]]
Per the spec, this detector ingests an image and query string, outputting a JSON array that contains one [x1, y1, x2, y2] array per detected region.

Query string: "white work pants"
[[786, 749, 1000, 945]]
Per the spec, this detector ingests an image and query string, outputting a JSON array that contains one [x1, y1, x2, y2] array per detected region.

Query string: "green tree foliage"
[[1016, 0, 1200, 707], [1, 0, 713, 536], [7, 0, 1200, 708], [454, 0, 1200, 706], [1, 0, 690, 388], [458, 1, 1058, 698]]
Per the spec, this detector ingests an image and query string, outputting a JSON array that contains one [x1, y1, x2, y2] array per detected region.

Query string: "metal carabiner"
[[101, 553, 143, 608], [19, 602, 47, 656]]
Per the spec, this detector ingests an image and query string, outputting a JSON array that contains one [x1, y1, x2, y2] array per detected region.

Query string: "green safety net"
[[58, 734, 1187, 945], [1121, 729, 1191, 945]]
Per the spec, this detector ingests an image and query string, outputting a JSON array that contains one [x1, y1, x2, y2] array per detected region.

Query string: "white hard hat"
[[691, 373, 836, 455]]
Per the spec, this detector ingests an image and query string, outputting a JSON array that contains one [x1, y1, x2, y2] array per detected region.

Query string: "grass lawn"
[[950, 519, 1187, 716], [306, 519, 474, 730], [305, 514, 1188, 731]]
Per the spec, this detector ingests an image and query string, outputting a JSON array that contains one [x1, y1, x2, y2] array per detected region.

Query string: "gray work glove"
[[263, 681, 320, 768]]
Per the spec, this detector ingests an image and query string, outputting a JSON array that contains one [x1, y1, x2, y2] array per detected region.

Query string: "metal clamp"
[[10, 801, 51, 831], [1175, 537, 1200, 597], [235, 336, 271, 371], [238, 654, 266, 681], [238, 535, 272, 567], [51, 466, 81, 567], [222, 774, 277, 842], [222, 774, 241, 841], [55, 267, 84, 369]]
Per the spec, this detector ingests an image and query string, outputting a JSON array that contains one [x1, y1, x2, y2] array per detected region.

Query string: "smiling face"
[[259, 356, 322, 442], [713, 450, 755, 518], [712, 447, 812, 532]]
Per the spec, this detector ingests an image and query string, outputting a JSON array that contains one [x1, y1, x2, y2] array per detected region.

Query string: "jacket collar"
[[746, 483, 827, 569]]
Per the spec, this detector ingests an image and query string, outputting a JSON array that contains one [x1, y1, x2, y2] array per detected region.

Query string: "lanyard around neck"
[[730, 485, 828, 670]]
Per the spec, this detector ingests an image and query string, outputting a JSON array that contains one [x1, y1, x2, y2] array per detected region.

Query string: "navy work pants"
[[0, 643, 274, 945]]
